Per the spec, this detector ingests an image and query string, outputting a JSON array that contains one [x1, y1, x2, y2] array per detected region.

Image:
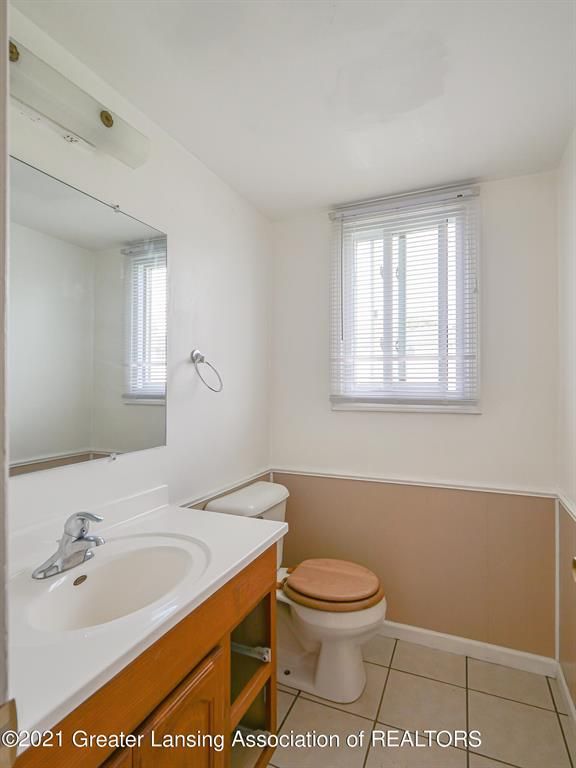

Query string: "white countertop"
[[9, 503, 287, 736]]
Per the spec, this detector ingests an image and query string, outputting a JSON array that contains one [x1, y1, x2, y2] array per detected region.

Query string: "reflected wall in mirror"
[[9, 158, 167, 475]]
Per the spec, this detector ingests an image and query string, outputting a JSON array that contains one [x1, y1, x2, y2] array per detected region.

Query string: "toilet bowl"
[[206, 481, 386, 703], [276, 560, 386, 702]]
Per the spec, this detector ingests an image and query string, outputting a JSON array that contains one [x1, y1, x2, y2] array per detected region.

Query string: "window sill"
[[122, 397, 166, 406], [331, 402, 481, 414]]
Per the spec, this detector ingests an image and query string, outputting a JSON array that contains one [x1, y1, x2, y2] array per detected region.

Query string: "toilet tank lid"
[[205, 481, 289, 517]]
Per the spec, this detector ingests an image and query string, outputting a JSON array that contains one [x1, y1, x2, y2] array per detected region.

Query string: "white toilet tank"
[[205, 481, 289, 567]]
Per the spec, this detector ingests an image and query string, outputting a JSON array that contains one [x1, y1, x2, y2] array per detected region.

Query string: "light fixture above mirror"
[[9, 39, 150, 168]]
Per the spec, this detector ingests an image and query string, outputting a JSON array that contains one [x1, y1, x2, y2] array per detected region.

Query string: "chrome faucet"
[[32, 512, 105, 580]]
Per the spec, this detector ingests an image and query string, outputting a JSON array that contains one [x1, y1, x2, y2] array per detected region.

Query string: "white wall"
[[9, 8, 271, 521], [9, 223, 94, 463], [9, 232, 166, 464], [557, 127, 576, 508], [270, 172, 558, 494]]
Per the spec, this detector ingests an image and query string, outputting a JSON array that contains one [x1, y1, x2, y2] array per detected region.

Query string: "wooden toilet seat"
[[282, 558, 384, 612]]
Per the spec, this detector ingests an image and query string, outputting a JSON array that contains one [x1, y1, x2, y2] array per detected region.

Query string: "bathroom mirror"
[[9, 157, 167, 475]]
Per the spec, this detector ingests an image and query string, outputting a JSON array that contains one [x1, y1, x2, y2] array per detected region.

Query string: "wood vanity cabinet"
[[102, 749, 133, 768], [16, 545, 277, 768], [133, 646, 227, 768]]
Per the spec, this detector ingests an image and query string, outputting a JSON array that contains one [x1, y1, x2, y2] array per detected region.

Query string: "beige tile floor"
[[271, 636, 576, 768]]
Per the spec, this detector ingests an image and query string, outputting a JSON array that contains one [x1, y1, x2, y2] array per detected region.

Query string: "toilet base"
[[277, 649, 316, 694], [277, 644, 367, 703], [277, 599, 378, 703]]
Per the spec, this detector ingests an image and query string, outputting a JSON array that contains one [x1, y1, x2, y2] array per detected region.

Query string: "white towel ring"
[[190, 349, 223, 393]]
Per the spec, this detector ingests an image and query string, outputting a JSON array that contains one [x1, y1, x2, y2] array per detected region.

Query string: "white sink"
[[9, 503, 288, 737], [22, 533, 209, 632]]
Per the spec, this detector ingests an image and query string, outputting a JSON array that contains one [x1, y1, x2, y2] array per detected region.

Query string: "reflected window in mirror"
[[124, 238, 167, 402], [9, 158, 167, 476]]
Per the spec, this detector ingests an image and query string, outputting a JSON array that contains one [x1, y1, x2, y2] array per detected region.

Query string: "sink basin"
[[24, 533, 209, 632]]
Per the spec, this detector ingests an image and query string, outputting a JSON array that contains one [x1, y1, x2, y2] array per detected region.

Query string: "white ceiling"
[[12, 0, 576, 219]]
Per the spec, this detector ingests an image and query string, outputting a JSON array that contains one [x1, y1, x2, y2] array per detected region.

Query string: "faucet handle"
[[64, 512, 103, 539]]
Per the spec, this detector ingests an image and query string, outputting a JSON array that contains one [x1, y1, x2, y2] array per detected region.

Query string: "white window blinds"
[[124, 238, 167, 400], [330, 188, 480, 410]]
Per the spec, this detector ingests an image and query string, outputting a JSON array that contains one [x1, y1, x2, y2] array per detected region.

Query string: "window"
[[124, 238, 167, 401], [330, 188, 479, 411]]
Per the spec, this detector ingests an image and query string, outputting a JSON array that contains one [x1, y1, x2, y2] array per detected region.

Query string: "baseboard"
[[379, 620, 558, 677], [556, 662, 576, 723]]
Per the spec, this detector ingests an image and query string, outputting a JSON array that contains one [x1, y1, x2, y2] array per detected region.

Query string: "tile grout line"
[[277, 685, 300, 695], [269, 689, 301, 768], [373, 718, 527, 767], [368, 717, 547, 768], [466, 681, 570, 768], [278, 688, 300, 731], [375, 645, 553, 768], [277, 642, 564, 768], [382, 664, 467, 689], [466, 686, 560, 714], [547, 674, 570, 716], [390, 662, 468, 687], [374, 657, 559, 712], [370, 717, 524, 768], [375, 720, 468, 757], [364, 658, 395, 670], [361, 639, 397, 768], [371, 643, 559, 768], [287, 689, 375, 723], [364, 664, 558, 714], [467, 753, 526, 768], [388, 638, 399, 676], [547, 676, 574, 768]]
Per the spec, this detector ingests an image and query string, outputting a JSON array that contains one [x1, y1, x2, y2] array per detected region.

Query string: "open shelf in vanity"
[[230, 591, 277, 767]]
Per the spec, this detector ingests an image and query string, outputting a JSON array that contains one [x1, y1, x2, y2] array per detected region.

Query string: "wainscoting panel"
[[273, 472, 555, 657]]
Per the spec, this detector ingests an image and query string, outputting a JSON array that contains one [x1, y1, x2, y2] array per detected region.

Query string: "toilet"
[[206, 481, 386, 703]]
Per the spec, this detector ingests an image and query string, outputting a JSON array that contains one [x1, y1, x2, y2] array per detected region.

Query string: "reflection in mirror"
[[9, 158, 167, 475]]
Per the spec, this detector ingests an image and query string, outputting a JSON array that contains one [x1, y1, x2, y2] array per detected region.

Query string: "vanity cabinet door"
[[103, 749, 133, 768], [133, 645, 227, 768]]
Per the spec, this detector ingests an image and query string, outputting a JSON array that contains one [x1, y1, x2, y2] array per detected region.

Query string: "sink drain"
[[73, 575, 87, 586]]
